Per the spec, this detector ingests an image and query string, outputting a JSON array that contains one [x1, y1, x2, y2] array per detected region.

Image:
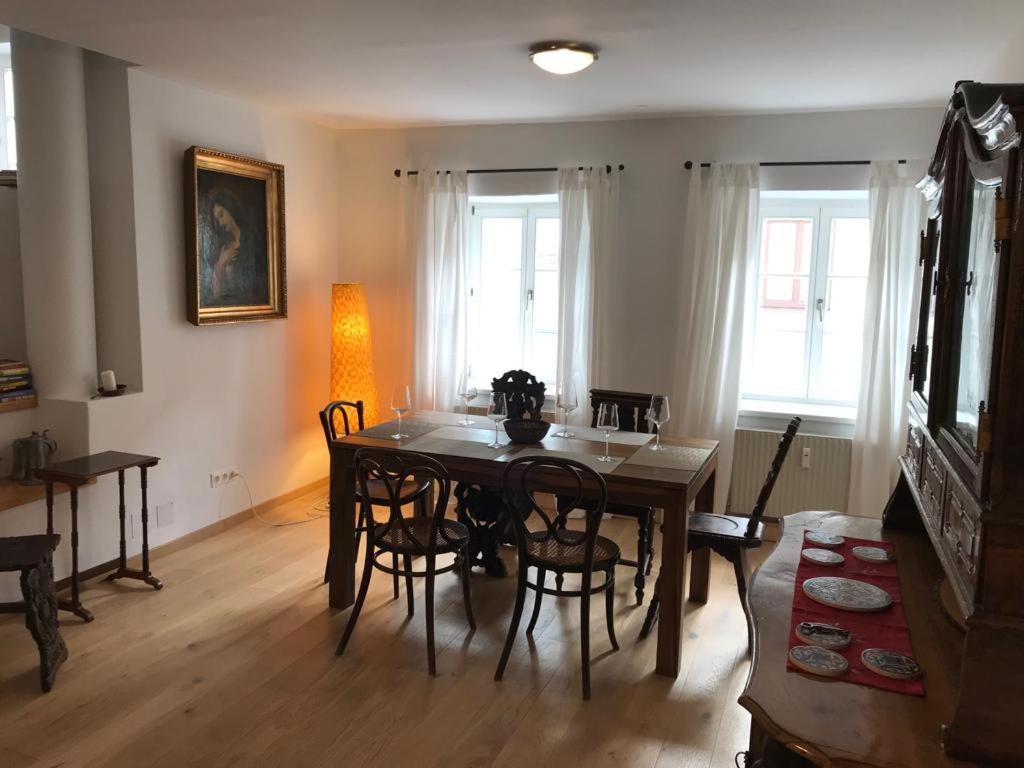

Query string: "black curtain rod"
[[683, 159, 907, 170], [394, 164, 624, 178]]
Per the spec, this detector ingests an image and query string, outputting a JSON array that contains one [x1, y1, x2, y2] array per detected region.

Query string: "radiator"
[[728, 429, 850, 519]]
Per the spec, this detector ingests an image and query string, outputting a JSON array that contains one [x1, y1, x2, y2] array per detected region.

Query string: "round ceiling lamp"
[[529, 42, 598, 75]]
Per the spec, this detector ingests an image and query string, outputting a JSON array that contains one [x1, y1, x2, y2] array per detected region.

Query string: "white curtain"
[[557, 167, 620, 426], [408, 170, 470, 411], [848, 161, 926, 517], [668, 163, 760, 514]]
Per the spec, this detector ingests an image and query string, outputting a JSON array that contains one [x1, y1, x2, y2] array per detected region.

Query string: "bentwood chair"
[[336, 449, 475, 675], [557, 389, 657, 604], [454, 369, 547, 577], [640, 417, 801, 650], [495, 455, 620, 700], [319, 401, 432, 601]]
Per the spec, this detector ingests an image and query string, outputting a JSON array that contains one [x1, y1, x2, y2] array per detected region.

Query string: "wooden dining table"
[[327, 409, 718, 678]]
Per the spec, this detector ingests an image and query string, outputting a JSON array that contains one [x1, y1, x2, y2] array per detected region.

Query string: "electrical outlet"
[[801, 446, 811, 469], [209, 467, 239, 488], [156, 502, 175, 528]]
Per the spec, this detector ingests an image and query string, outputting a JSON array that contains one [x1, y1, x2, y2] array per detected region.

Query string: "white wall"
[[0, 69, 339, 600], [334, 108, 944, 407]]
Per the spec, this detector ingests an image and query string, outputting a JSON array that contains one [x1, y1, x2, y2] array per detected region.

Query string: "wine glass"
[[596, 402, 619, 462], [647, 394, 670, 451], [486, 391, 507, 449], [554, 382, 578, 438], [390, 384, 411, 440], [457, 372, 477, 426]]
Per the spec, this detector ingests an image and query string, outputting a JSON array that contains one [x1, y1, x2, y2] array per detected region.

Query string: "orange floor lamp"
[[330, 283, 379, 426]]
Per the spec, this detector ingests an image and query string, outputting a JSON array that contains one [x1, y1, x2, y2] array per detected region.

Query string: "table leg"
[[45, 482, 54, 535], [60, 485, 94, 623], [117, 470, 127, 570], [688, 471, 716, 604], [21, 551, 68, 693], [107, 465, 163, 589], [655, 486, 690, 677], [329, 447, 357, 609], [139, 466, 162, 590]]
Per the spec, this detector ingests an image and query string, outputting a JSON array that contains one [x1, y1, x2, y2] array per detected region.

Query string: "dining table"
[[327, 409, 718, 678]]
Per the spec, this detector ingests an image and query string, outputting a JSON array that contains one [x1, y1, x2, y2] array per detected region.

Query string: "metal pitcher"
[[9, 429, 58, 485]]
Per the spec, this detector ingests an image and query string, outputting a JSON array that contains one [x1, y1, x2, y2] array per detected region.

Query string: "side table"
[[35, 451, 163, 622]]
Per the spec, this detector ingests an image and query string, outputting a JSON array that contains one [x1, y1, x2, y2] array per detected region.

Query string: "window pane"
[[5, 118, 15, 169], [3, 69, 13, 116], [535, 217, 559, 270], [472, 216, 523, 385], [828, 218, 869, 276]]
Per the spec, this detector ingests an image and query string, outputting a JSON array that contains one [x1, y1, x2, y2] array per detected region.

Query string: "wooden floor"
[[0, 487, 767, 768]]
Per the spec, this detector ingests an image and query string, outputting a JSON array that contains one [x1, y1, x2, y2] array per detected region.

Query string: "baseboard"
[[54, 476, 328, 592]]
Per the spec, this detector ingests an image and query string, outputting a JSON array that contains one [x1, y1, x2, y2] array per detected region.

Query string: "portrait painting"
[[184, 147, 287, 325]]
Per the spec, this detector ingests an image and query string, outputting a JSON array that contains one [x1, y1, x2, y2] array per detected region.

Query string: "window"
[[467, 195, 560, 389], [742, 192, 870, 410], [0, 50, 15, 170]]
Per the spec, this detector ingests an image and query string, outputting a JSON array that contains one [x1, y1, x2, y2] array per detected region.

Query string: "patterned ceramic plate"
[[804, 531, 845, 548], [795, 621, 852, 650], [801, 548, 845, 566], [789, 645, 849, 677], [851, 545, 896, 564], [802, 576, 893, 612], [862, 648, 922, 680]]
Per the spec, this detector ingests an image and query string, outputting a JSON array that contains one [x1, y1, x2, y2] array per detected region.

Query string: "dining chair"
[[639, 417, 801, 650], [556, 388, 657, 604], [319, 400, 432, 602], [454, 369, 547, 577], [494, 455, 619, 700], [335, 448, 474, 675]]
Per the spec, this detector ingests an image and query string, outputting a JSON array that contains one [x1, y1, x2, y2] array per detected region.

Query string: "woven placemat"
[[356, 419, 443, 441], [623, 444, 711, 472]]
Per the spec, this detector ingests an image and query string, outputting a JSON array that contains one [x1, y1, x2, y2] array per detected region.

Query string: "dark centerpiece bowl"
[[503, 418, 551, 444]]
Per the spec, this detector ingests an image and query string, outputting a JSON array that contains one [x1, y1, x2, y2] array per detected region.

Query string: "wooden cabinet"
[[886, 81, 1024, 766]]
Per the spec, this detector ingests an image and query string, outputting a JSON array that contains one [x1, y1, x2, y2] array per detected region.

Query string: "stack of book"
[[0, 359, 37, 413]]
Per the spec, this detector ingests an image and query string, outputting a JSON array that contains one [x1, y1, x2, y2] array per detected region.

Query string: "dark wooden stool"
[[36, 451, 162, 623], [0, 534, 68, 692]]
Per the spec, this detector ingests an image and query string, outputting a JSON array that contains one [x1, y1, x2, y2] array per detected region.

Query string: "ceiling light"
[[529, 42, 598, 75]]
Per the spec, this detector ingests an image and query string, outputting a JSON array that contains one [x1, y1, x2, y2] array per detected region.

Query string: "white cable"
[[230, 471, 328, 528]]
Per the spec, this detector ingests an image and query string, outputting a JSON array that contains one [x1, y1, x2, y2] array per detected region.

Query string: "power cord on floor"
[[227, 471, 328, 528]]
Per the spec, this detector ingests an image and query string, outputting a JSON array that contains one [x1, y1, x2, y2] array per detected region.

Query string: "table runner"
[[787, 534, 923, 695], [624, 444, 712, 472], [505, 447, 625, 473], [356, 419, 444, 441]]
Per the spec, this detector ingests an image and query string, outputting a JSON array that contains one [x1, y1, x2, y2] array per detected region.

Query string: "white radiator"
[[727, 429, 850, 519]]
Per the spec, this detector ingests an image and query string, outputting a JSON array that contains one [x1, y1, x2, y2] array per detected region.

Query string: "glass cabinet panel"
[[950, 178, 999, 451], [916, 219, 940, 402]]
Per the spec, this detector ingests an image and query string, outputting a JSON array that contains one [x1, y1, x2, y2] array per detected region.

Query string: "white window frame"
[[0, 51, 14, 171], [740, 191, 869, 430], [467, 195, 560, 393]]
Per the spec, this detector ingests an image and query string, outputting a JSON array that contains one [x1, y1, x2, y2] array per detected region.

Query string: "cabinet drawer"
[[942, 478, 981, 595], [921, 441, 946, 527], [904, 422, 924, 483]]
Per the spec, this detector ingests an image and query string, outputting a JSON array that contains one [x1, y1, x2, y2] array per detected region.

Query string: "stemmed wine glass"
[[647, 394, 670, 451], [596, 402, 619, 462], [456, 372, 477, 426], [554, 382, 578, 438], [486, 391, 508, 449], [390, 384, 411, 440]]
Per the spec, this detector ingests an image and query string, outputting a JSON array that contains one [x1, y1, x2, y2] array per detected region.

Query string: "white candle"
[[100, 370, 117, 392]]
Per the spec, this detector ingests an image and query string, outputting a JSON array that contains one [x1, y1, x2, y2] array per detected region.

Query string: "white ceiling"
[[0, 0, 1022, 127]]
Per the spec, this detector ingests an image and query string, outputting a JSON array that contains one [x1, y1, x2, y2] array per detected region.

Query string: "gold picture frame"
[[184, 146, 287, 325]]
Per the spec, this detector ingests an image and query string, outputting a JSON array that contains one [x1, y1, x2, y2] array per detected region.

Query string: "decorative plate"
[[804, 531, 845, 548], [851, 545, 896, 564], [789, 645, 849, 677], [801, 548, 845, 567], [861, 648, 922, 680], [795, 621, 852, 650], [802, 576, 893, 612]]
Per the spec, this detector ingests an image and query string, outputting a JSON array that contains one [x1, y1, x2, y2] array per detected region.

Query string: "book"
[[0, 387, 36, 403], [0, 380, 31, 392], [0, 373, 30, 386], [0, 359, 30, 376]]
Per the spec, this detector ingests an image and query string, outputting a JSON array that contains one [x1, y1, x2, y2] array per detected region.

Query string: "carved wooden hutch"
[[886, 81, 1024, 765]]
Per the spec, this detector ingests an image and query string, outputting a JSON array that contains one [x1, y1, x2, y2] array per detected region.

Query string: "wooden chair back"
[[747, 417, 802, 536], [502, 456, 608, 571], [353, 448, 452, 557], [492, 370, 546, 420], [589, 389, 655, 434], [319, 400, 365, 446]]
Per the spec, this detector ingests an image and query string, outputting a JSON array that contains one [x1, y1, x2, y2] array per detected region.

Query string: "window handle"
[[815, 297, 824, 323], [526, 289, 534, 303]]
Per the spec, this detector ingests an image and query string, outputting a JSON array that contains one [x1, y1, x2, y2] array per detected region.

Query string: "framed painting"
[[184, 146, 287, 325]]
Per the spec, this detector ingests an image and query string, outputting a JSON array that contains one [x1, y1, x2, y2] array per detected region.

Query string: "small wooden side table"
[[36, 451, 163, 623]]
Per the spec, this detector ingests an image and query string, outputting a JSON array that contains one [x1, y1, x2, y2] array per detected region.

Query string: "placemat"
[[401, 431, 517, 460], [623, 444, 711, 472], [503, 447, 625, 474], [787, 534, 923, 696], [356, 419, 443, 441], [552, 426, 655, 446]]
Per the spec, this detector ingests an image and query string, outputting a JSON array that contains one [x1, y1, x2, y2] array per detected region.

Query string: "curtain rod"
[[683, 159, 907, 170], [393, 164, 624, 178]]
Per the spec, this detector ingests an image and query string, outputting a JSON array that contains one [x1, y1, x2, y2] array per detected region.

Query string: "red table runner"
[[786, 534, 924, 696]]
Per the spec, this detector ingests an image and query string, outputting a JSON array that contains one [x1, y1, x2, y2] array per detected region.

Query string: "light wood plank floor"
[[0, 487, 768, 768]]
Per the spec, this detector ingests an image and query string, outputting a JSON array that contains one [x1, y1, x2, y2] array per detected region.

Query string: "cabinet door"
[[912, 218, 940, 409]]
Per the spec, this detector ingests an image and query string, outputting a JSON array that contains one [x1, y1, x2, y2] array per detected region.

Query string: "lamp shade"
[[330, 283, 379, 426]]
